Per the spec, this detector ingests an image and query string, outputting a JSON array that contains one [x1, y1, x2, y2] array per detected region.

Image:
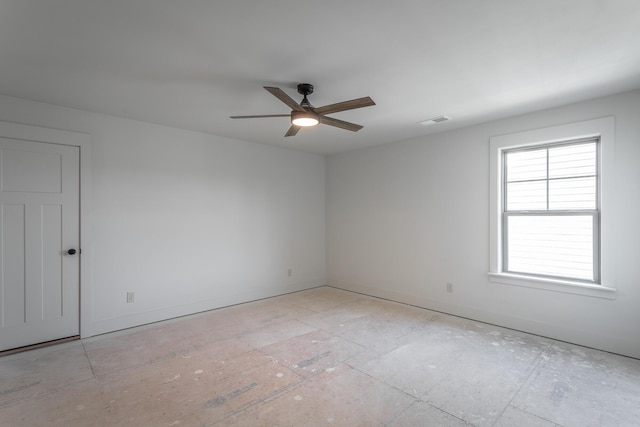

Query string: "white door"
[[0, 137, 80, 351]]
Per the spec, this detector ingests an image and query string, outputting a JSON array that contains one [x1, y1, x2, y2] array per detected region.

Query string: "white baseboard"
[[90, 280, 324, 337], [328, 279, 639, 360]]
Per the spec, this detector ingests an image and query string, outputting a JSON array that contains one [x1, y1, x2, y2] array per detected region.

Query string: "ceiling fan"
[[230, 83, 375, 137]]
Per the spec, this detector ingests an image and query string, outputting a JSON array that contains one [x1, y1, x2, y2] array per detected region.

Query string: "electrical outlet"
[[446, 282, 453, 293], [288, 268, 293, 277], [126, 292, 135, 303]]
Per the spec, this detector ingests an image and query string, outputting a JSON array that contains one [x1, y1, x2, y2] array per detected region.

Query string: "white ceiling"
[[1, 1, 639, 155]]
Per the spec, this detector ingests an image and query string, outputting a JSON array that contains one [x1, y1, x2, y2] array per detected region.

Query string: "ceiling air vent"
[[418, 115, 451, 126]]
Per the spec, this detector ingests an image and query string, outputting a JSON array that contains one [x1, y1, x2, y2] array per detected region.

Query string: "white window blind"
[[503, 139, 599, 282]]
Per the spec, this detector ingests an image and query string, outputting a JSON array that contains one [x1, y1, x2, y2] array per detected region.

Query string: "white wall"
[[327, 89, 640, 359], [0, 95, 326, 336], [3, 88, 638, 358]]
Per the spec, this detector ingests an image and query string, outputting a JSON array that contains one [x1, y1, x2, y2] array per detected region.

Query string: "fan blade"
[[318, 115, 363, 132], [314, 96, 375, 115], [264, 87, 306, 112], [230, 114, 290, 119], [284, 125, 300, 137]]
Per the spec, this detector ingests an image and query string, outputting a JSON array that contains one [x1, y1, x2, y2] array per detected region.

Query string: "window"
[[489, 117, 615, 298], [503, 139, 598, 282]]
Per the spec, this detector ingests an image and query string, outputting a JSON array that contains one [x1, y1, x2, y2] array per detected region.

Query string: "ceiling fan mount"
[[297, 83, 314, 109], [230, 83, 375, 137], [297, 83, 314, 96]]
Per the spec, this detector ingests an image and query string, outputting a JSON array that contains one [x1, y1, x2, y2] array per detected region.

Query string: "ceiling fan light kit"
[[230, 83, 375, 137], [291, 110, 319, 127]]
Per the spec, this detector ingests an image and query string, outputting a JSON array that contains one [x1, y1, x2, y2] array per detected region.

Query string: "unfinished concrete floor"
[[1, 286, 639, 426]]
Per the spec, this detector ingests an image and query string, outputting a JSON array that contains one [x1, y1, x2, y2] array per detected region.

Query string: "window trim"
[[489, 117, 615, 299]]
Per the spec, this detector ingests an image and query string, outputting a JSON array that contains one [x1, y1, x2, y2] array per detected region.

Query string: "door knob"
[[67, 249, 77, 255]]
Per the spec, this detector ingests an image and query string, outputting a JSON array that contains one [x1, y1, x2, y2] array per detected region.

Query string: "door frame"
[[0, 120, 93, 339]]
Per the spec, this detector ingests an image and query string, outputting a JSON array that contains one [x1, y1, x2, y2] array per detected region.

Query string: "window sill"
[[488, 272, 616, 299]]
